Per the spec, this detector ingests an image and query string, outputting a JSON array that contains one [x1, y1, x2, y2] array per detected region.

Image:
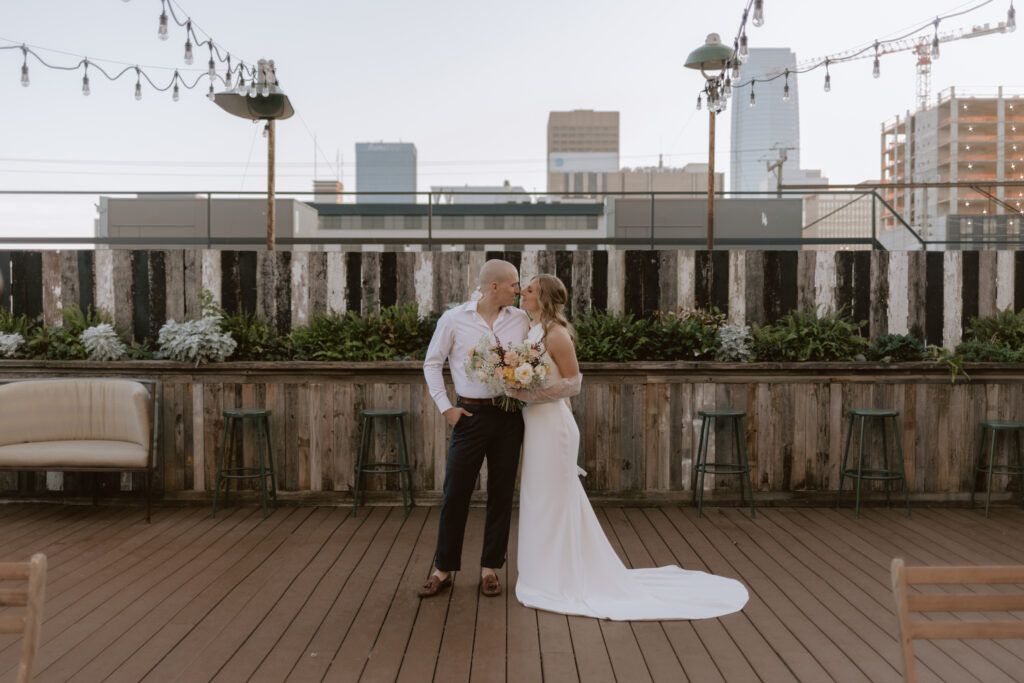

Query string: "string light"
[[823, 59, 831, 92], [749, 84, 756, 107], [183, 21, 193, 65], [3, 1, 267, 103], [20, 45, 28, 87], [158, 1, 169, 41], [696, 93, 702, 111], [782, 69, 790, 101], [703, 0, 1011, 107], [752, 0, 765, 27], [724, 76, 732, 98]]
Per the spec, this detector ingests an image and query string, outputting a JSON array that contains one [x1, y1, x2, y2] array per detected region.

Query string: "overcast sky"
[[1, 0, 1020, 238]]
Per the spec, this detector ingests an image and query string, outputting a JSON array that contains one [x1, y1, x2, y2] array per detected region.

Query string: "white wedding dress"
[[515, 324, 749, 620]]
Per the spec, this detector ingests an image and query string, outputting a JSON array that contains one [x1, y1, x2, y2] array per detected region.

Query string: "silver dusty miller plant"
[[715, 323, 753, 362], [80, 323, 127, 361], [0, 332, 24, 358], [157, 314, 237, 365]]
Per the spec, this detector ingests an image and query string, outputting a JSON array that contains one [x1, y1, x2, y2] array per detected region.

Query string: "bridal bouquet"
[[464, 335, 550, 411]]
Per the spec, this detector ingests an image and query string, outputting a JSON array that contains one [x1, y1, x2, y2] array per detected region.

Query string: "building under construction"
[[880, 86, 1024, 249]]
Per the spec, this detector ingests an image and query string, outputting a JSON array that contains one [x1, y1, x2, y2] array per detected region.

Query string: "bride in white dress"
[[510, 274, 749, 620]]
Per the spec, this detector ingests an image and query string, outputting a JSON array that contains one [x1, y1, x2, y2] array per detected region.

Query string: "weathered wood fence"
[[1, 361, 1020, 505], [3, 249, 1024, 348]]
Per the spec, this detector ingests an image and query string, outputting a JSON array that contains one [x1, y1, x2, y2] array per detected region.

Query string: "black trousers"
[[434, 401, 524, 571]]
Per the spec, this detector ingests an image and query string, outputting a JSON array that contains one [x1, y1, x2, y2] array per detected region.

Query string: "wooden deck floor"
[[1, 502, 1023, 682]]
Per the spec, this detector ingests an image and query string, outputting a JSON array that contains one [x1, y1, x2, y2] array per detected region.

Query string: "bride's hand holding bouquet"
[[464, 335, 550, 411]]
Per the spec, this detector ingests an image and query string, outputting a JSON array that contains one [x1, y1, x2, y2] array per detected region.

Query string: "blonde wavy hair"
[[532, 274, 575, 340]]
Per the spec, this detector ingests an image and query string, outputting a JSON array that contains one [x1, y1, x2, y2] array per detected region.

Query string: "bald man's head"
[[478, 259, 517, 290]]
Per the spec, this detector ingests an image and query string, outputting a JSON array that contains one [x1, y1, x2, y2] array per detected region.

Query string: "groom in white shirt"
[[419, 259, 530, 598]]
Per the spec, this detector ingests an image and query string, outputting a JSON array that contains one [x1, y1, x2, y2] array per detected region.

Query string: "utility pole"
[[766, 146, 794, 199]]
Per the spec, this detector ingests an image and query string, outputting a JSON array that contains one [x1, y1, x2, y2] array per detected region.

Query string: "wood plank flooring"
[[1, 502, 1023, 682]]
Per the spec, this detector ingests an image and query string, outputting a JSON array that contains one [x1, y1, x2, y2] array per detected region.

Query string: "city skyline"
[[1, 0, 1021, 239]]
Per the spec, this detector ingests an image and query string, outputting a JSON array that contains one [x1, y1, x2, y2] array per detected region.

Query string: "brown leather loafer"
[[417, 573, 452, 598], [480, 574, 501, 597]]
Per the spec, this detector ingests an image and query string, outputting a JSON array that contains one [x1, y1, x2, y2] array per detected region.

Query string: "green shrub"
[[961, 308, 1024, 348], [292, 311, 390, 361], [954, 339, 1024, 363], [643, 308, 724, 361], [867, 333, 927, 362], [221, 310, 293, 361], [373, 303, 439, 360], [574, 309, 650, 362], [22, 305, 112, 361], [751, 307, 869, 362], [0, 309, 31, 336]]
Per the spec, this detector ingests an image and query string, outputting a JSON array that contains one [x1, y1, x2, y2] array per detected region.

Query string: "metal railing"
[[1, 185, 1021, 250]]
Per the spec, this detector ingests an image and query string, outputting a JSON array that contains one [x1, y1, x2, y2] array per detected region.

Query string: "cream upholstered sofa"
[[0, 378, 158, 521]]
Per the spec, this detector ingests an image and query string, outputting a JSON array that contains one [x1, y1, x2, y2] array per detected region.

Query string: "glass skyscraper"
[[356, 142, 417, 203], [729, 48, 800, 193]]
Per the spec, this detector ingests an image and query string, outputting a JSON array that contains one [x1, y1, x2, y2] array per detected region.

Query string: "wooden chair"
[[890, 558, 1024, 682], [0, 554, 47, 683]]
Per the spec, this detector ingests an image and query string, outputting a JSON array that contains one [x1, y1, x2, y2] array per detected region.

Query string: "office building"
[[547, 110, 619, 195], [356, 142, 417, 203], [880, 86, 1024, 249], [730, 48, 801, 194]]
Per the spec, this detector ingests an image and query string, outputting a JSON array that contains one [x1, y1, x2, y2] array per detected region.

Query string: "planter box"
[[1, 360, 1020, 506]]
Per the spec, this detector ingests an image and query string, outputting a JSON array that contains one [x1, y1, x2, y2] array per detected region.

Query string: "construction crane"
[[792, 20, 1011, 111]]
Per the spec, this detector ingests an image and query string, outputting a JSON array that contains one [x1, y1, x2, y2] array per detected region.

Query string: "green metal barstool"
[[836, 409, 910, 518], [971, 420, 1024, 518], [692, 409, 755, 518], [353, 409, 413, 517], [212, 408, 277, 518]]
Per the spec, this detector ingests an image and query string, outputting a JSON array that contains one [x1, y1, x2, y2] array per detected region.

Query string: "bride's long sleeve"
[[508, 374, 582, 404]]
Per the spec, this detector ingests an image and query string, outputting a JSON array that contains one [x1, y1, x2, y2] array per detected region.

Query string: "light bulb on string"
[[207, 81, 215, 100], [82, 60, 90, 96], [739, 34, 749, 63], [20, 46, 28, 87], [158, 3, 169, 40], [1009, 2, 1016, 31], [247, 76, 257, 98], [696, 93, 702, 111], [134, 67, 142, 100], [873, 42, 880, 78], [752, 0, 765, 27], [225, 55, 232, 89], [184, 20, 194, 64], [172, 72, 180, 101], [724, 76, 732, 98], [932, 19, 940, 59], [262, 123, 269, 139], [731, 59, 740, 80], [824, 59, 831, 92], [749, 85, 756, 107], [208, 44, 216, 78], [782, 71, 790, 101]]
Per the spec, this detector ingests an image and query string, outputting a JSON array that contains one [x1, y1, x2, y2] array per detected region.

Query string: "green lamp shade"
[[685, 33, 735, 72]]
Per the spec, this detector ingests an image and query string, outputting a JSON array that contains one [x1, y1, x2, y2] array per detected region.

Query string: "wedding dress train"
[[515, 325, 748, 620]]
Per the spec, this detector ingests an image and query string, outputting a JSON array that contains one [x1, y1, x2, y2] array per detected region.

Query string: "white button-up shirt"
[[423, 301, 530, 414]]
